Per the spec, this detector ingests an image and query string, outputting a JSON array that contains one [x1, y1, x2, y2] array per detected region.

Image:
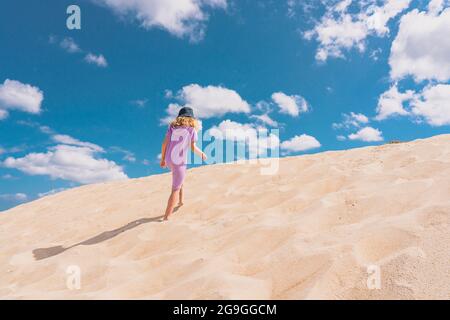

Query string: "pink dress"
[[164, 125, 198, 190]]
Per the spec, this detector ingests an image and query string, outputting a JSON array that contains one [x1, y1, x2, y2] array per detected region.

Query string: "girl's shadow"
[[32, 215, 165, 261]]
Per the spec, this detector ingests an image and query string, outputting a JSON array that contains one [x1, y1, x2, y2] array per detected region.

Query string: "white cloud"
[[130, 98, 148, 108], [255, 100, 272, 112], [210, 119, 256, 141], [110, 146, 137, 163], [123, 154, 136, 163], [3, 141, 128, 185], [60, 37, 81, 53], [411, 84, 450, 126], [333, 111, 369, 129], [39, 125, 53, 134], [365, 0, 412, 36], [5, 126, 128, 184], [428, 0, 447, 15], [287, 0, 297, 18], [348, 126, 383, 142], [0, 144, 27, 156], [370, 48, 383, 61], [377, 3, 450, 127], [375, 84, 450, 126], [375, 84, 415, 120], [271, 92, 309, 117], [0, 193, 28, 202], [350, 112, 369, 124], [0, 109, 8, 120], [50, 36, 109, 68], [164, 89, 174, 99], [280, 134, 321, 152], [389, 4, 450, 82], [250, 113, 279, 127], [305, 0, 411, 62], [162, 84, 251, 122], [287, 0, 317, 17], [94, 0, 227, 42], [209, 119, 280, 156], [0, 79, 44, 119], [52, 134, 104, 152], [84, 53, 108, 67]]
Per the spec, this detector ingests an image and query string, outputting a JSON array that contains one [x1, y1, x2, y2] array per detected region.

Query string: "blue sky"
[[1, 0, 449, 210]]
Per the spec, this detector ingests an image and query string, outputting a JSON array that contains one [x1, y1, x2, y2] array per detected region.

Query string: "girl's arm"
[[160, 136, 168, 167], [191, 142, 207, 161]]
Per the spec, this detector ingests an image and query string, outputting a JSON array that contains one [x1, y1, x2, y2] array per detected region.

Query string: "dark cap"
[[178, 107, 195, 118]]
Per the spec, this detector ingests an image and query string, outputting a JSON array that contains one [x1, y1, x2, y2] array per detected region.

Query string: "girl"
[[160, 107, 207, 221]]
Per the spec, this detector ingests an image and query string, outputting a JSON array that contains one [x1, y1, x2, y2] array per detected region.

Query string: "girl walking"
[[160, 107, 207, 221]]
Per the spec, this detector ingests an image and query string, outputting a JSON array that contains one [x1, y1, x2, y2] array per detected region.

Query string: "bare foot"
[[177, 202, 184, 207]]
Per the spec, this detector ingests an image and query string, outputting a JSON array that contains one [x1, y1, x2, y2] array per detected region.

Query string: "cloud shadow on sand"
[[32, 214, 167, 261]]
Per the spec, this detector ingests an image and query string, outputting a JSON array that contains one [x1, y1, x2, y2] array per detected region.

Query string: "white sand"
[[1, 134, 449, 299]]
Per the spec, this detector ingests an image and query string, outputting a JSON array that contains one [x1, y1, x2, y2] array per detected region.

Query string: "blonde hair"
[[170, 116, 199, 130]]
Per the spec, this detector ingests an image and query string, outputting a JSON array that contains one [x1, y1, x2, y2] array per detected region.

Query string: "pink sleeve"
[[192, 129, 198, 142], [165, 125, 172, 140]]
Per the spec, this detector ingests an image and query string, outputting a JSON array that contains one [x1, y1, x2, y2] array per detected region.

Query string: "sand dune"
[[1, 134, 450, 299]]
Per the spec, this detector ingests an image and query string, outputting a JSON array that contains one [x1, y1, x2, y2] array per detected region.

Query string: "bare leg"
[[163, 189, 180, 221], [178, 185, 184, 206]]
